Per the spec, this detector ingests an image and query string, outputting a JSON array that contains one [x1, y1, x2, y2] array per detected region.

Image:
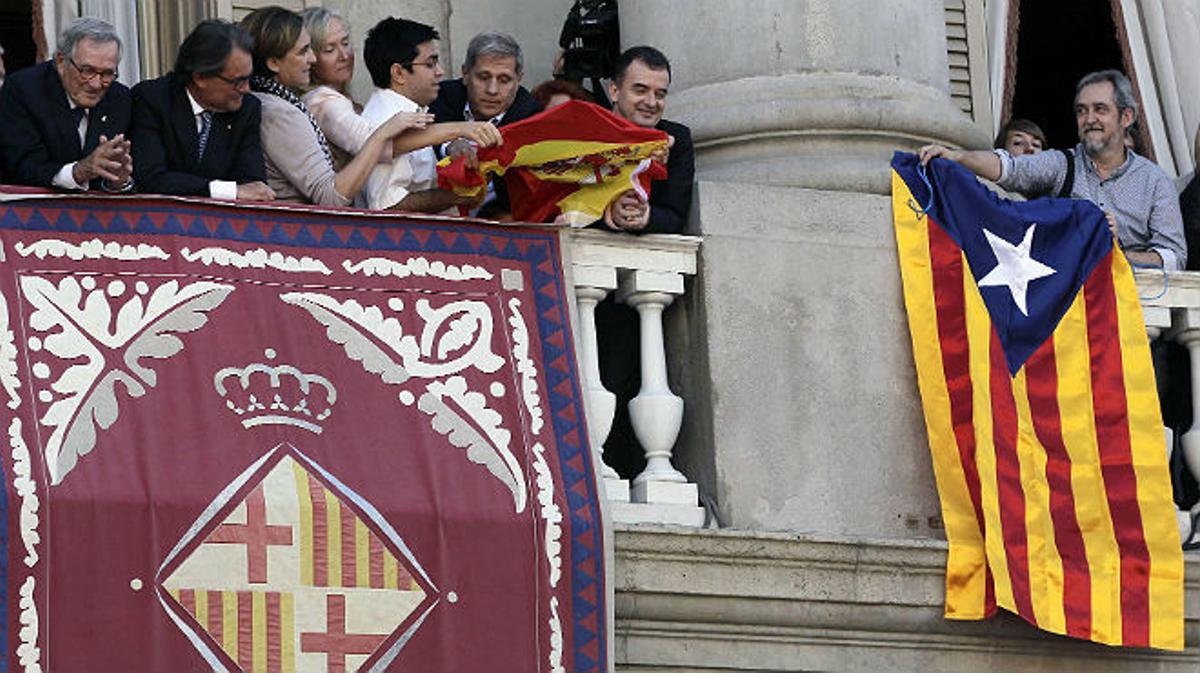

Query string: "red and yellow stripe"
[[293, 463, 418, 590], [891, 170, 1184, 649], [167, 589, 296, 672]]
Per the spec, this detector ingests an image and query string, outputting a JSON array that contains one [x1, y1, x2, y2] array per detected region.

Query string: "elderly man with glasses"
[[0, 17, 134, 191], [130, 19, 273, 200]]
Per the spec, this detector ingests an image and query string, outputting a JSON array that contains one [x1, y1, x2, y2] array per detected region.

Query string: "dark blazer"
[[431, 79, 543, 218], [0, 61, 132, 189], [646, 118, 694, 235], [130, 72, 266, 196]]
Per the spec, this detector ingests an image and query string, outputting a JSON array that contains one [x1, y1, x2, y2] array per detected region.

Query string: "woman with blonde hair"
[[240, 6, 426, 205], [299, 7, 501, 210]]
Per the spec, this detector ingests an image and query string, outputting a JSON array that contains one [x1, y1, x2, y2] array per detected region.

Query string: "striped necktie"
[[197, 111, 213, 162]]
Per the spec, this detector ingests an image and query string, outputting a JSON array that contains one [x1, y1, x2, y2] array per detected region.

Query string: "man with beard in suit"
[[0, 17, 133, 191], [130, 19, 274, 200]]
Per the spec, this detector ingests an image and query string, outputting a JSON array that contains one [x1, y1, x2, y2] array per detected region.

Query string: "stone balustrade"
[[564, 229, 706, 527], [1135, 268, 1200, 547]]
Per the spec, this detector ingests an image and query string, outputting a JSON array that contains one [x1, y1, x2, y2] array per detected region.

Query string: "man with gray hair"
[[0, 17, 133, 190], [919, 69, 1186, 270], [431, 32, 542, 217]]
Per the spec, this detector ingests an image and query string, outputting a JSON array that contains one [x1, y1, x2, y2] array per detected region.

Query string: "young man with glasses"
[[130, 19, 274, 200], [359, 17, 501, 212], [0, 17, 134, 191]]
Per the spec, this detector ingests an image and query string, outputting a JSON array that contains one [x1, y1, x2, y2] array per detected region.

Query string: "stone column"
[[618, 0, 992, 538], [619, 0, 989, 194]]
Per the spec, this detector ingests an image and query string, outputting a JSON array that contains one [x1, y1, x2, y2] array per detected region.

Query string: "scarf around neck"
[[251, 75, 334, 170]]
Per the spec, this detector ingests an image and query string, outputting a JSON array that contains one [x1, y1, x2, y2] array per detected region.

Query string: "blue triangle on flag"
[[317, 227, 342, 248], [396, 230, 422, 250], [371, 229, 398, 250], [345, 229, 371, 248], [294, 226, 319, 246], [186, 216, 211, 238], [267, 223, 291, 245], [241, 221, 265, 243], [107, 213, 131, 233], [450, 234, 475, 254], [80, 213, 104, 232], [891, 152, 1112, 375]]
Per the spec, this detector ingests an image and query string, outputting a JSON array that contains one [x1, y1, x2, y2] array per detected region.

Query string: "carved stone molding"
[[613, 526, 1200, 672]]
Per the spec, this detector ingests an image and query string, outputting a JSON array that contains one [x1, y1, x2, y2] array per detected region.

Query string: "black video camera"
[[558, 0, 620, 83]]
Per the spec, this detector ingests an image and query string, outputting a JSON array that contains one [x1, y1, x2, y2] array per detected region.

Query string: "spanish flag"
[[891, 151, 1184, 649], [437, 100, 668, 224]]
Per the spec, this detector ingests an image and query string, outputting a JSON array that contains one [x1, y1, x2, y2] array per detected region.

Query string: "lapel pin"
[[226, 124, 232, 130], [100, 114, 108, 123]]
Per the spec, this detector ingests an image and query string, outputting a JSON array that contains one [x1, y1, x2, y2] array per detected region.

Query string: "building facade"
[[20, 0, 1200, 669]]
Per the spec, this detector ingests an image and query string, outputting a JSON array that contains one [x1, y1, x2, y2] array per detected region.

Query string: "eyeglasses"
[[68, 57, 118, 84], [406, 55, 441, 69], [211, 72, 252, 88]]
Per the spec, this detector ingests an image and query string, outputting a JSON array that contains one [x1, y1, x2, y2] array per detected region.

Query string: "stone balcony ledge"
[[613, 525, 1200, 672]]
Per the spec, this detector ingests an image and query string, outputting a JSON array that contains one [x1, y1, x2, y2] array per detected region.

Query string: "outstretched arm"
[[917, 145, 1002, 182]]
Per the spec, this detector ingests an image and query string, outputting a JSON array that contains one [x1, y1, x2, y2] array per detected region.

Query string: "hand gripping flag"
[[437, 100, 668, 224], [891, 151, 1184, 649]]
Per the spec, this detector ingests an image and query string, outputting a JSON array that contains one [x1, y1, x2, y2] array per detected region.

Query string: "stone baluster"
[[566, 229, 704, 525], [1172, 308, 1200, 546], [572, 266, 627, 500], [618, 270, 699, 514]]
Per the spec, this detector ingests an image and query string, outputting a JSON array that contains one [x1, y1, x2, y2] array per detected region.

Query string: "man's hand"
[[1105, 211, 1118, 238], [603, 190, 650, 232], [446, 137, 480, 171], [73, 134, 132, 185], [236, 181, 276, 201], [917, 144, 963, 166], [380, 111, 433, 137], [650, 135, 674, 165], [460, 122, 502, 149]]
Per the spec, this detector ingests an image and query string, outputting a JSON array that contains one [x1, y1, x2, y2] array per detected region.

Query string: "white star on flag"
[[978, 223, 1056, 316]]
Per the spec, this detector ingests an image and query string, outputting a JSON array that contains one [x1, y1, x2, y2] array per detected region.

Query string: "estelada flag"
[[890, 151, 1184, 649], [437, 100, 668, 224]]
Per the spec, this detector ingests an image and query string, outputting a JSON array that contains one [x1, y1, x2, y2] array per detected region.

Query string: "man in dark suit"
[[594, 46, 696, 477], [130, 20, 273, 200], [0, 17, 133, 191], [604, 46, 694, 235], [430, 32, 542, 218]]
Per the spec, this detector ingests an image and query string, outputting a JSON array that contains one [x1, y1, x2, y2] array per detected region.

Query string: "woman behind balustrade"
[[298, 7, 503, 211], [240, 6, 427, 206], [299, 8, 378, 170]]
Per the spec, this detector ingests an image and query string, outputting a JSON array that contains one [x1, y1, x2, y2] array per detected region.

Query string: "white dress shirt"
[[50, 96, 88, 190], [186, 89, 238, 200], [361, 88, 435, 210]]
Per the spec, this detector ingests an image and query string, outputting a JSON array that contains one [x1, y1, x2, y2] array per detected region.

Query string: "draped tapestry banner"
[[0, 193, 605, 672]]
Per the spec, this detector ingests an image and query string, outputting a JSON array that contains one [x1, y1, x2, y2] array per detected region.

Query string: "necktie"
[[197, 111, 213, 162], [71, 107, 88, 150]]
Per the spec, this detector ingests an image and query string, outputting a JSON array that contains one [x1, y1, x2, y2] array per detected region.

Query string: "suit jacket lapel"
[[203, 113, 232, 173], [83, 103, 107, 155], [171, 85, 202, 169], [44, 64, 82, 155]]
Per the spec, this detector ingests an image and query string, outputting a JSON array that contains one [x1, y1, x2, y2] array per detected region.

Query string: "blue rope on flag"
[[907, 161, 936, 219], [1131, 261, 1169, 301]]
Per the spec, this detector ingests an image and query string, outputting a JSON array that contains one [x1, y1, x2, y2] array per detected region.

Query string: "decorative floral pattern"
[[22, 276, 234, 484]]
